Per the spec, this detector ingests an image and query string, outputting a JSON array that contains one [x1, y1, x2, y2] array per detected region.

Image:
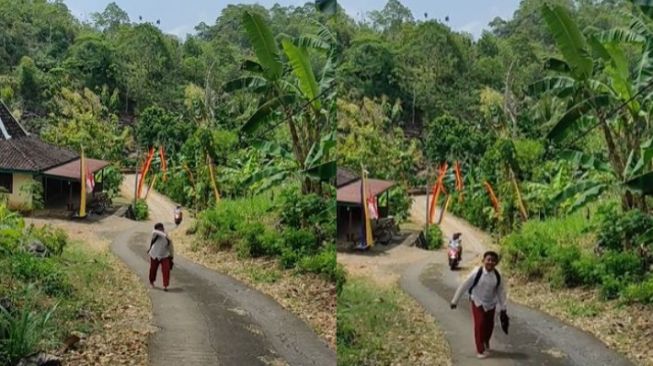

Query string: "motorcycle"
[[448, 246, 461, 270]]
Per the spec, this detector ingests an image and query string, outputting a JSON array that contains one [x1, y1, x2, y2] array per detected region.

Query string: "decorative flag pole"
[[358, 166, 374, 249], [159, 146, 167, 182], [484, 180, 500, 216]]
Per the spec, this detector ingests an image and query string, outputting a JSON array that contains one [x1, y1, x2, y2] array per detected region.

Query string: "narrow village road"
[[110, 176, 335, 366], [401, 195, 633, 366]]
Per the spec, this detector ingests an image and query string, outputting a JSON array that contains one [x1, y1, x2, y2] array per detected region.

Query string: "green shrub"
[[278, 187, 334, 241], [10, 254, 72, 297], [197, 196, 276, 250], [133, 199, 149, 221], [386, 185, 412, 221], [99, 165, 124, 199], [28, 225, 67, 256], [425, 225, 444, 250], [622, 276, 653, 304], [236, 223, 282, 258], [598, 250, 645, 283], [297, 244, 337, 280], [501, 213, 588, 279], [599, 276, 624, 300], [0, 302, 57, 366], [282, 228, 318, 255], [548, 245, 583, 288], [597, 207, 653, 251], [279, 247, 300, 269], [570, 254, 602, 286]]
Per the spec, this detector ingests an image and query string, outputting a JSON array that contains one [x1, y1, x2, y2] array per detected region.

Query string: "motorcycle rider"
[[449, 232, 463, 261], [174, 205, 183, 226]]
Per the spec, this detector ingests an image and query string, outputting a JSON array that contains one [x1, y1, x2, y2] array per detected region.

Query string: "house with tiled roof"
[[0, 101, 109, 210]]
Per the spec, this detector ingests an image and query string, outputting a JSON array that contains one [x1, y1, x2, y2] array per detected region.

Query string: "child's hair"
[[154, 223, 164, 231], [453, 232, 461, 240], [483, 251, 499, 261]]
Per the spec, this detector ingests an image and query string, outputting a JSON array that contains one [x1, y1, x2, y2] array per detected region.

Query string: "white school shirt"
[[451, 266, 507, 311], [148, 230, 174, 260]]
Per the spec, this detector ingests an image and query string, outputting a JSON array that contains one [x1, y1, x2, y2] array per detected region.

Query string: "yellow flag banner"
[[360, 168, 374, 248]]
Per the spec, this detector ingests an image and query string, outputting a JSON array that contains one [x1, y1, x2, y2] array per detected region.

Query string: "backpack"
[[468, 267, 501, 295]]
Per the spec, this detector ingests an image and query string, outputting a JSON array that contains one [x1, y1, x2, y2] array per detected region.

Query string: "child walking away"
[[148, 223, 174, 291], [174, 206, 183, 226], [450, 251, 508, 359]]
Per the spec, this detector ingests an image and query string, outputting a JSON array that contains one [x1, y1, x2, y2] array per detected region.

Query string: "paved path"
[[399, 196, 634, 366], [110, 177, 335, 366]]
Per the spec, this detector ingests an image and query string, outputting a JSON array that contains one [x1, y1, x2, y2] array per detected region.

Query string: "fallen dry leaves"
[[509, 277, 653, 366], [169, 220, 336, 350], [57, 253, 153, 366]]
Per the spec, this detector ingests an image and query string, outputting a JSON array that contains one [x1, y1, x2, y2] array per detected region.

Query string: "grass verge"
[[337, 276, 451, 366]]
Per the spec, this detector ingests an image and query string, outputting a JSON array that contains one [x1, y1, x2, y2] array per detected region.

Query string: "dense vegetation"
[[337, 0, 653, 305], [0, 204, 119, 364]]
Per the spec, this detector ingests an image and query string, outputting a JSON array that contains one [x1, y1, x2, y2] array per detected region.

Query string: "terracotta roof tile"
[[0, 136, 78, 172]]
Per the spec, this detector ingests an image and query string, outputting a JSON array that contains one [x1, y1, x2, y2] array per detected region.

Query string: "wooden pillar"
[[67, 181, 72, 211], [385, 190, 390, 218], [348, 206, 353, 241]]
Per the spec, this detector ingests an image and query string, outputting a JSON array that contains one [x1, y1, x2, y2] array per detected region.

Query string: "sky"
[[62, 0, 521, 39]]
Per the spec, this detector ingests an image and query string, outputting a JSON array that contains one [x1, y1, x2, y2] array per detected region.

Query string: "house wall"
[[6, 172, 34, 210]]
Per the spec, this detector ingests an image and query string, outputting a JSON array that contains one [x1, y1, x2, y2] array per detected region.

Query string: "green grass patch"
[[337, 277, 448, 365], [560, 299, 600, 318], [245, 267, 282, 284], [337, 278, 402, 365], [502, 209, 653, 305]]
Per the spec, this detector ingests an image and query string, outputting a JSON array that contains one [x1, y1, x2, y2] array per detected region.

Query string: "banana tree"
[[537, 3, 653, 210], [243, 130, 336, 194], [225, 11, 336, 194]]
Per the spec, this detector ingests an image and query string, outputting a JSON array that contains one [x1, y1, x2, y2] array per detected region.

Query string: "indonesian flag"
[[86, 167, 95, 192]]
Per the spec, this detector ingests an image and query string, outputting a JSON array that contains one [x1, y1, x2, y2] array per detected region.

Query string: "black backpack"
[[468, 267, 501, 295]]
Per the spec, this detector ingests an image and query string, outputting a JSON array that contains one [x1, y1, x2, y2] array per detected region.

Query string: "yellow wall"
[[6, 173, 34, 210]]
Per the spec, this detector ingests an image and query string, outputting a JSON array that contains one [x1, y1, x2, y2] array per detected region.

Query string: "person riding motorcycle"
[[174, 206, 183, 226], [448, 232, 463, 261]]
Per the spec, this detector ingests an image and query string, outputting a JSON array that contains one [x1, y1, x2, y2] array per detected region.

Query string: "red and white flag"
[[86, 167, 95, 192], [367, 195, 379, 220]]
